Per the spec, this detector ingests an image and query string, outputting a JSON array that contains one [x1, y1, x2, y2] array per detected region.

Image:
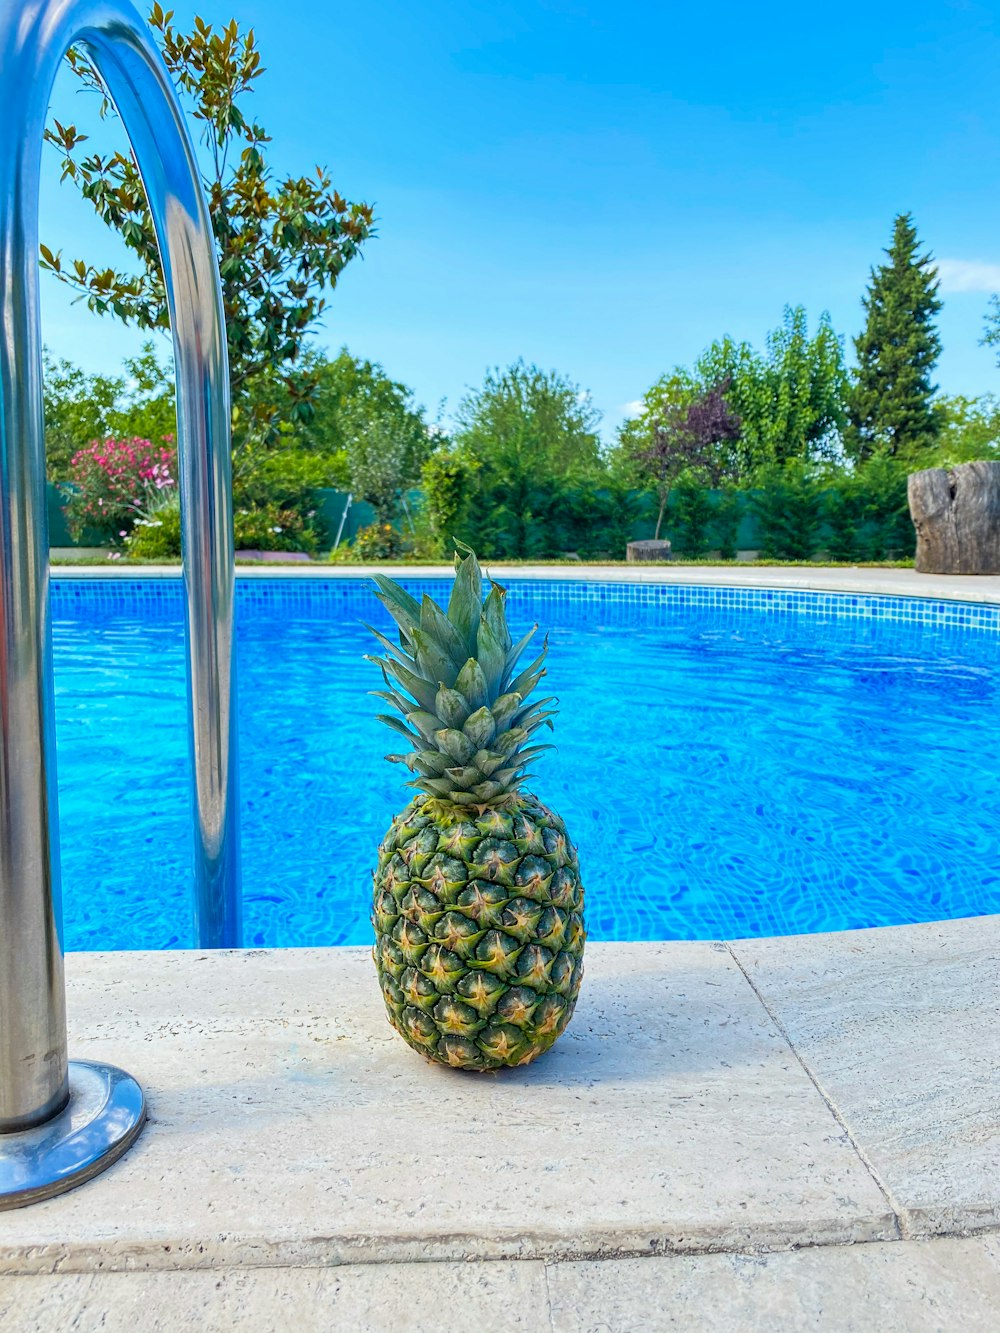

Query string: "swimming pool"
[[52, 576, 1000, 950]]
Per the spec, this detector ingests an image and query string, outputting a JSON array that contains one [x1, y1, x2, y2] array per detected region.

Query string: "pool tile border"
[[49, 575, 1000, 637]]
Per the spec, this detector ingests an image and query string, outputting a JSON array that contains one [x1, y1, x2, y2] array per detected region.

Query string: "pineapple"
[[366, 546, 585, 1070]]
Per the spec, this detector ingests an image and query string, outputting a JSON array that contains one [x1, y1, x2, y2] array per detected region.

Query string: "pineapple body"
[[366, 546, 586, 1070], [373, 793, 585, 1070]]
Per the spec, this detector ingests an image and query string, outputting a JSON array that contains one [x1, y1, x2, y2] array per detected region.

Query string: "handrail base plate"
[[0, 1060, 145, 1210]]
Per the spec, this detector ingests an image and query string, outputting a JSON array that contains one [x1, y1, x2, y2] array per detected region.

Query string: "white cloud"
[[620, 400, 644, 417], [936, 258, 1000, 294]]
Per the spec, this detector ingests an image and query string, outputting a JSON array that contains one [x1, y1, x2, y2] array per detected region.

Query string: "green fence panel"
[[312, 489, 379, 545], [313, 489, 424, 549], [47, 483, 73, 546]]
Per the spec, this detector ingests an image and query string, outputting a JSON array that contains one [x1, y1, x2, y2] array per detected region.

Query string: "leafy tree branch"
[[42, 4, 374, 455]]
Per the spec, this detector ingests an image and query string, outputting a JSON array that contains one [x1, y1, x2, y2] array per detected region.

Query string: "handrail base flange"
[[0, 1060, 145, 1210]]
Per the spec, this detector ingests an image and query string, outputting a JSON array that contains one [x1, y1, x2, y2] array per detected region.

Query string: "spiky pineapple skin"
[[372, 793, 585, 1070]]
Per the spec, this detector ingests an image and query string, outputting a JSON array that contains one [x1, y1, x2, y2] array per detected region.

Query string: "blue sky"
[[41, 0, 1000, 437]]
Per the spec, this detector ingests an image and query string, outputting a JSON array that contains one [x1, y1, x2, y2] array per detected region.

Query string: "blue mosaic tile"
[[49, 574, 1000, 639]]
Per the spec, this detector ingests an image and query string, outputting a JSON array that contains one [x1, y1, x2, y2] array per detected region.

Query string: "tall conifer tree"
[[846, 213, 942, 462]]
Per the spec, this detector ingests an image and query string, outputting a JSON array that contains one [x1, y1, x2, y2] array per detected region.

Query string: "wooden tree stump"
[[627, 539, 672, 563], [908, 462, 1000, 574]]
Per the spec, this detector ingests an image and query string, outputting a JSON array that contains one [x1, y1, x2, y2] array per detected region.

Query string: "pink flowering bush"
[[63, 436, 177, 544]]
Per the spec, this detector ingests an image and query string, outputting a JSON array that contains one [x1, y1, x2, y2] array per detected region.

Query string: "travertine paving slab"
[[731, 916, 1000, 1236], [0, 944, 891, 1272], [547, 1233, 1000, 1332], [6, 1236, 1000, 1333], [0, 1259, 546, 1333]]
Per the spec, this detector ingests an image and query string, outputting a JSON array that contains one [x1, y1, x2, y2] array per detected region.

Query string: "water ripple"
[[52, 594, 1000, 949]]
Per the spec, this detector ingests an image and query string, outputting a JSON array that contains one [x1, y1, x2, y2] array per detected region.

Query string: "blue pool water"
[[51, 578, 1000, 950]]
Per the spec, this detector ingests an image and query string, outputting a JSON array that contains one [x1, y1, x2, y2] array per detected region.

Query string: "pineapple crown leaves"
[[365, 544, 557, 808]]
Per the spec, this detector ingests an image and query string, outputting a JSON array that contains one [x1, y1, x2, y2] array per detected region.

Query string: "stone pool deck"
[[6, 563, 996, 1327], [1, 915, 997, 1330]]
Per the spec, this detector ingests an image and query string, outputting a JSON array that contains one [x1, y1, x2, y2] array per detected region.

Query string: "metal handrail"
[[0, 0, 241, 1206]]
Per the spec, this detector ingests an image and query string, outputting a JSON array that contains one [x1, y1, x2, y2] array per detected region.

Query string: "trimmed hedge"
[[433, 472, 915, 562]]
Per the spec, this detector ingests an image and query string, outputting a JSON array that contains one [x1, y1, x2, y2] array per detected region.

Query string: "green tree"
[[688, 338, 767, 476], [933, 394, 1000, 464], [762, 307, 847, 464], [233, 347, 429, 537], [344, 411, 423, 525], [420, 449, 473, 556], [43, 355, 123, 480], [42, 5, 374, 456], [619, 380, 741, 539], [695, 307, 847, 472], [302, 349, 429, 483], [982, 296, 1000, 369], [454, 361, 602, 486], [43, 342, 175, 479], [447, 361, 602, 559], [611, 369, 699, 482], [619, 307, 848, 483], [846, 213, 943, 463]]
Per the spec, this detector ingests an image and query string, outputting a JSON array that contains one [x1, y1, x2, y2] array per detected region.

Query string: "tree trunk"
[[908, 462, 1000, 574], [627, 539, 672, 563], [654, 491, 668, 541]]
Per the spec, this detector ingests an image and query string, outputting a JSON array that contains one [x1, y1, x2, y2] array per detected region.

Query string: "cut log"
[[908, 462, 1000, 575], [627, 539, 672, 563]]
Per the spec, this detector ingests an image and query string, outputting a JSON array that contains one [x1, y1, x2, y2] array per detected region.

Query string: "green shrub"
[[750, 462, 826, 559], [233, 448, 334, 545], [712, 485, 743, 559], [421, 451, 472, 557], [233, 503, 317, 554], [125, 491, 182, 559], [822, 476, 864, 561], [668, 476, 714, 555], [821, 456, 914, 562], [127, 495, 319, 557], [563, 483, 647, 558], [65, 436, 176, 544], [349, 521, 407, 561], [454, 479, 650, 561], [458, 478, 564, 560], [855, 453, 914, 559]]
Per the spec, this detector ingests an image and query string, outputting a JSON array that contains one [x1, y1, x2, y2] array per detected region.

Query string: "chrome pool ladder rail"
[[0, 0, 241, 1208]]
